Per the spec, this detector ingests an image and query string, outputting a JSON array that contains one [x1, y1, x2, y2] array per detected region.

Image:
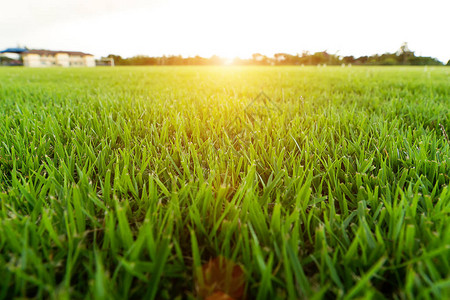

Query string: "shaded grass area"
[[0, 66, 449, 299]]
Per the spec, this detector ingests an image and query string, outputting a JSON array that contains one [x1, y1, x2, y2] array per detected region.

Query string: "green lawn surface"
[[0, 66, 449, 299]]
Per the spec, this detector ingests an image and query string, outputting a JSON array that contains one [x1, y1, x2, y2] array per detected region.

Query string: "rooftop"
[[0, 48, 93, 56], [24, 49, 93, 56], [0, 48, 28, 54]]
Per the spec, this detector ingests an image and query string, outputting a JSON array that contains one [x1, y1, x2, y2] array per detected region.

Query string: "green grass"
[[0, 66, 449, 299]]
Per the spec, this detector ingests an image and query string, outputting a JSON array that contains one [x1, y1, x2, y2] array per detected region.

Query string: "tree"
[[396, 42, 414, 65], [251, 53, 270, 65], [106, 54, 126, 65], [343, 56, 355, 64]]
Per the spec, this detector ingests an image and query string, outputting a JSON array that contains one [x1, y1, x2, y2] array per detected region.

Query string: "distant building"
[[0, 48, 95, 67], [22, 50, 95, 67]]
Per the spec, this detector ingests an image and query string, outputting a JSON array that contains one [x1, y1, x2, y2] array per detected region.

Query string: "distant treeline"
[[104, 43, 447, 66]]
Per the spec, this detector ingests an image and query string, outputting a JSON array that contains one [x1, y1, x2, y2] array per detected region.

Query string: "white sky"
[[1, 0, 449, 62]]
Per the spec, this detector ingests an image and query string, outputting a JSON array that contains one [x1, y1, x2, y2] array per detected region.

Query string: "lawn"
[[0, 66, 449, 299]]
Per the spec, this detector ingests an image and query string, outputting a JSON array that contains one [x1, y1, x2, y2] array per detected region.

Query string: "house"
[[0, 48, 95, 67], [22, 50, 95, 67]]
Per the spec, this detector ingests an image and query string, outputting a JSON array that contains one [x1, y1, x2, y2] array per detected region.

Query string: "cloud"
[[0, 0, 154, 31]]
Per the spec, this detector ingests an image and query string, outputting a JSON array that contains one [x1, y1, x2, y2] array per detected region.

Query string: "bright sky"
[[1, 0, 449, 62]]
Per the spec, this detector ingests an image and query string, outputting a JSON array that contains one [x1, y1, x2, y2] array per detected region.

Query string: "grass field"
[[0, 66, 449, 299]]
